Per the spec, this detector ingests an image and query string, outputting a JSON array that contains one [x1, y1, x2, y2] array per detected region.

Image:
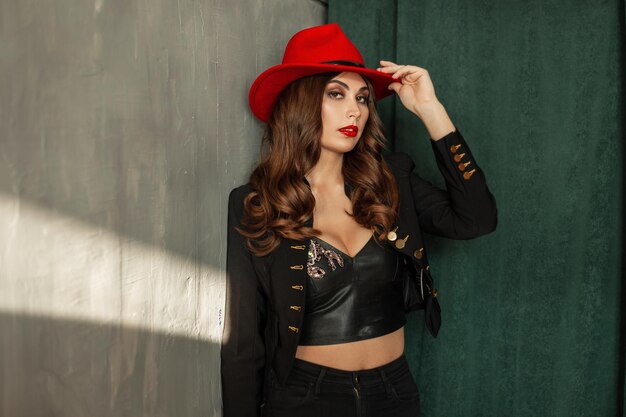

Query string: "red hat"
[[248, 23, 396, 123]]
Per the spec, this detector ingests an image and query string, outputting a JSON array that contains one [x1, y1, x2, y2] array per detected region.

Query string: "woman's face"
[[319, 71, 370, 155]]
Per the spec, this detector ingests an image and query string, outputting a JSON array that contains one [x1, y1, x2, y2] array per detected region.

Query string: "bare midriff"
[[294, 326, 405, 370]]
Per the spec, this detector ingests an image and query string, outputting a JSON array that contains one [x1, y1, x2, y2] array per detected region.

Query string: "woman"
[[222, 23, 497, 417]]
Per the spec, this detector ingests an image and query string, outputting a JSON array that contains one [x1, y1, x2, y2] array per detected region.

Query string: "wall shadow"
[[0, 312, 221, 417]]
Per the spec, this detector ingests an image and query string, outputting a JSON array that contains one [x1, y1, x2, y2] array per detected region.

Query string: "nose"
[[347, 99, 361, 122]]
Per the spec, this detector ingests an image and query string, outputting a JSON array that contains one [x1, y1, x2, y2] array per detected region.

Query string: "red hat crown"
[[281, 23, 365, 66]]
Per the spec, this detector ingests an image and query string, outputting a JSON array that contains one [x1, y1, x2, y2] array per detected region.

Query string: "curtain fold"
[[330, 1, 623, 416]]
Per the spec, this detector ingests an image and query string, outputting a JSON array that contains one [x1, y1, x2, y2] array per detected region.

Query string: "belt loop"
[[314, 367, 327, 398], [378, 368, 393, 398]]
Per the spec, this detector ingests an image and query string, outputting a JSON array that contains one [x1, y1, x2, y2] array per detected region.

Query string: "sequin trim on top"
[[307, 239, 345, 279]]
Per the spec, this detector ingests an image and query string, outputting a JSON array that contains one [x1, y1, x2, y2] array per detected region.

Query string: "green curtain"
[[329, 1, 624, 416]]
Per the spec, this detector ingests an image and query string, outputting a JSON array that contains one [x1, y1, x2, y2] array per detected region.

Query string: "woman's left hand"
[[376, 60, 440, 117]]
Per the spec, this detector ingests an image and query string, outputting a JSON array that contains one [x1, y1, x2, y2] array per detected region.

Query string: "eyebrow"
[[327, 79, 369, 92]]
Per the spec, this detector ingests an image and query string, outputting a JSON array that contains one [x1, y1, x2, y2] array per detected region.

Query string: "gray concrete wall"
[[0, 1, 326, 416]]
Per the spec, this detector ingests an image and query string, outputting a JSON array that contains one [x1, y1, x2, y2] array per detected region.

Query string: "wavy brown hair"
[[238, 72, 399, 256]]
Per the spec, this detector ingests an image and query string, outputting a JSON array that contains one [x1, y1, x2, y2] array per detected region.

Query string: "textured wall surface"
[[0, 1, 325, 416]]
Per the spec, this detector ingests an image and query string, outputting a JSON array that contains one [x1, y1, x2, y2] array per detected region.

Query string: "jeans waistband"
[[287, 353, 410, 388]]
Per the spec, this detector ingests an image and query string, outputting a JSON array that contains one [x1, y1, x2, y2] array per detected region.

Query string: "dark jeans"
[[265, 353, 421, 417]]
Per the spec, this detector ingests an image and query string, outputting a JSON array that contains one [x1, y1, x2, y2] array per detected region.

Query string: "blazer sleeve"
[[405, 129, 498, 239], [221, 185, 268, 417]]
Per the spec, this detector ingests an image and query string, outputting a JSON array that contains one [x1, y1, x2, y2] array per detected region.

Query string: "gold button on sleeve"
[[413, 248, 424, 259], [290, 245, 306, 250], [453, 153, 466, 162], [450, 144, 462, 153], [289, 265, 304, 270], [463, 169, 476, 180], [288, 326, 299, 333], [458, 161, 472, 171], [291, 285, 303, 291], [290, 305, 302, 311]]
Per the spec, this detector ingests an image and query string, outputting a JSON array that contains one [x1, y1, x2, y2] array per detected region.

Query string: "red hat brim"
[[248, 63, 397, 123]]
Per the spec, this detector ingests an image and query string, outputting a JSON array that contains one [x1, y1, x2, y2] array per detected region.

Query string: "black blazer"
[[221, 129, 497, 417]]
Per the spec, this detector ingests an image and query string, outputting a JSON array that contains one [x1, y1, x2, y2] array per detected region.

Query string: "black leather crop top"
[[298, 234, 407, 345]]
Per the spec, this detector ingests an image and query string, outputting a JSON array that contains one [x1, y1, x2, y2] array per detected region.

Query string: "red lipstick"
[[338, 125, 358, 137]]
